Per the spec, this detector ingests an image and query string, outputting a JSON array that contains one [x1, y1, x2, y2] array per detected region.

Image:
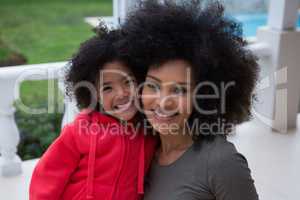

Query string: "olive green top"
[[144, 136, 259, 200]]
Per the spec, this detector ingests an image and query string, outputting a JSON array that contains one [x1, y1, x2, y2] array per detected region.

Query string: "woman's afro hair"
[[121, 0, 259, 140]]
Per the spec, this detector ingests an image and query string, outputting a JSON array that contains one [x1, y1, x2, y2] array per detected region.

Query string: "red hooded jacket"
[[29, 110, 156, 200]]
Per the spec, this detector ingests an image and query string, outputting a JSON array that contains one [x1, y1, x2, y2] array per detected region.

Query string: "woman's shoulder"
[[203, 135, 249, 172], [207, 135, 238, 155], [187, 135, 242, 169], [199, 135, 237, 155], [202, 137, 258, 200]]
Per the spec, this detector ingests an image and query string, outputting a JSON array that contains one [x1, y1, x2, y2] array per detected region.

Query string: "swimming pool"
[[233, 13, 300, 37]]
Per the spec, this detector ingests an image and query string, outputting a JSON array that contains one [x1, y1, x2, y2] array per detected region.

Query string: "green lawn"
[[0, 0, 112, 64], [0, 0, 112, 113], [0, 44, 11, 61]]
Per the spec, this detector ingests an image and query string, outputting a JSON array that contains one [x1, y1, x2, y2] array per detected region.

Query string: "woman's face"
[[142, 59, 194, 135]]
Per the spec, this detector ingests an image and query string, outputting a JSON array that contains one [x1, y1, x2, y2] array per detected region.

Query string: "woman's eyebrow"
[[176, 82, 188, 86], [146, 75, 190, 86], [146, 75, 161, 82]]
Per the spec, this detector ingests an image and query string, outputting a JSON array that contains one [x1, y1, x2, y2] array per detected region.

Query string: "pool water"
[[233, 13, 300, 37]]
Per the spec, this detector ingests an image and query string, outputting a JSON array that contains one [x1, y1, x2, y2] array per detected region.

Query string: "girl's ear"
[[95, 72, 101, 101]]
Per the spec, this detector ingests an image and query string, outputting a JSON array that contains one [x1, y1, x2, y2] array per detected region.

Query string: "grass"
[[19, 79, 64, 107], [0, 0, 112, 64], [0, 46, 11, 60], [0, 39, 14, 61], [0, 0, 112, 116]]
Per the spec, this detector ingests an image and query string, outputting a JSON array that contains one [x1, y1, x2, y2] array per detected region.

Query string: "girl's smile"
[[99, 61, 138, 121]]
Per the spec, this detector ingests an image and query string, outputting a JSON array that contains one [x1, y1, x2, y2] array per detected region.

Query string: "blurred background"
[[1, 1, 300, 199]]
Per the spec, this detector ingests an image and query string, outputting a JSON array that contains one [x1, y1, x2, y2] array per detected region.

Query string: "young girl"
[[29, 25, 156, 200]]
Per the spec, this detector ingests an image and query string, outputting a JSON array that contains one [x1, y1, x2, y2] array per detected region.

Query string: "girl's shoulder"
[[61, 110, 123, 151], [75, 109, 118, 124], [72, 109, 119, 131]]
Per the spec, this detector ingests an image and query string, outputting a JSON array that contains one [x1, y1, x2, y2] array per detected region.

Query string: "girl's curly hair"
[[65, 23, 146, 111], [121, 0, 259, 141]]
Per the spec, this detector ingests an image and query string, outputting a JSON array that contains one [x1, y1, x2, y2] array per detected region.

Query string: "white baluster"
[[0, 76, 22, 177]]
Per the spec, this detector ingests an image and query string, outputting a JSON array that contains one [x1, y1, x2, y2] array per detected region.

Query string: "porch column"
[[256, 0, 300, 132], [116, 0, 139, 24]]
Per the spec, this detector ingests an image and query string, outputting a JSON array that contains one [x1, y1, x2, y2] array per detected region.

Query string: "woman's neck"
[[159, 132, 193, 154], [157, 132, 193, 166]]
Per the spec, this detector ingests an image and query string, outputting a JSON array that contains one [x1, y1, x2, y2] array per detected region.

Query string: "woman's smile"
[[142, 59, 194, 134], [149, 108, 180, 122]]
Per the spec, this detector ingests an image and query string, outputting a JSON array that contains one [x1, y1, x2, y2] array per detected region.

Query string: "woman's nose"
[[157, 93, 176, 111]]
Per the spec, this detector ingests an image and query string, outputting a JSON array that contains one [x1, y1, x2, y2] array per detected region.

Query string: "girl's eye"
[[102, 85, 112, 92], [173, 86, 187, 95], [124, 78, 136, 85]]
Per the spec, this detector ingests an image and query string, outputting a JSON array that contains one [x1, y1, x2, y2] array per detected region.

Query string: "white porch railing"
[[0, 62, 79, 177]]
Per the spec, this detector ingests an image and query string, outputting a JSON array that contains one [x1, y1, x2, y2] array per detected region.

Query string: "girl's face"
[[142, 59, 194, 135], [99, 61, 138, 121]]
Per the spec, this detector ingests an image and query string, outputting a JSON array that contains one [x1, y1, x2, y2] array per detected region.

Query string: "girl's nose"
[[116, 86, 130, 98]]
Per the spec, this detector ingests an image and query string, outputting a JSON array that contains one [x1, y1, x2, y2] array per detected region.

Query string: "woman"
[[122, 1, 259, 200]]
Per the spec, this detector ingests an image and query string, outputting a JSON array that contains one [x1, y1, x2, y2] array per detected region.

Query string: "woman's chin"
[[149, 120, 181, 136]]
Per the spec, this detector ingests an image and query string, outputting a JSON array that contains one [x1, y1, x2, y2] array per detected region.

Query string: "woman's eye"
[[173, 86, 187, 95], [145, 82, 159, 91]]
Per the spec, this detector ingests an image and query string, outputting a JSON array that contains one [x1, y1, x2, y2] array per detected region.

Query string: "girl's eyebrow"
[[176, 82, 189, 86], [102, 81, 112, 86], [121, 76, 134, 81]]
